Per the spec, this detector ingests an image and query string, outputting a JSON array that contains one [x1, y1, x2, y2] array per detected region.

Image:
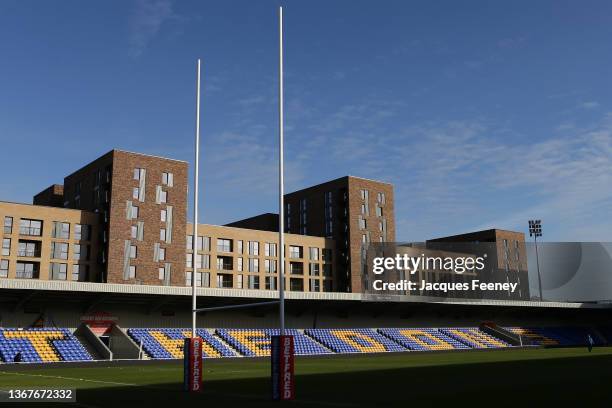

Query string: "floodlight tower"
[[528, 220, 543, 301]]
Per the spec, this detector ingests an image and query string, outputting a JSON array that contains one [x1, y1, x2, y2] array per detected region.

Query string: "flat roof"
[[0, 279, 606, 309], [0, 200, 95, 214]]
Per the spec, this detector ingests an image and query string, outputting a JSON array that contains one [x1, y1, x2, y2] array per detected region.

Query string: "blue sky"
[[1, 0, 611, 241]]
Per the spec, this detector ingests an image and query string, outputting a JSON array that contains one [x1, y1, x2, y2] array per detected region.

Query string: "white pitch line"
[[0, 371, 137, 387]]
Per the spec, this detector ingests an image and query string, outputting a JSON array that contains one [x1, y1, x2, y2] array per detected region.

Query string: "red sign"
[[80, 311, 118, 335], [184, 338, 203, 392], [271, 335, 295, 400]]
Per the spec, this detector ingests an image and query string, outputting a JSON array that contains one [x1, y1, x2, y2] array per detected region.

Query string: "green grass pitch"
[[1, 347, 612, 407]]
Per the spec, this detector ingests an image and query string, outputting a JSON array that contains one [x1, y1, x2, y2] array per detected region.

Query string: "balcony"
[[289, 261, 304, 275], [216, 256, 233, 271]]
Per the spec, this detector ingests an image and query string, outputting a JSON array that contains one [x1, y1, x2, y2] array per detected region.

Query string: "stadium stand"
[[440, 328, 510, 348], [127, 328, 234, 359], [378, 328, 470, 351], [3, 325, 604, 363], [507, 327, 603, 346], [304, 328, 406, 353], [0, 328, 93, 363], [215, 328, 331, 357]]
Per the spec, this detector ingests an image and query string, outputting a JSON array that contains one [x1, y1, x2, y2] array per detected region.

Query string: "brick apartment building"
[[0, 149, 529, 299]]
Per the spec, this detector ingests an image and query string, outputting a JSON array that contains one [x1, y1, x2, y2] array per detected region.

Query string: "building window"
[[159, 189, 167, 203], [161, 209, 167, 222], [248, 275, 259, 290], [129, 245, 137, 259], [199, 236, 210, 251], [186, 253, 193, 268], [236, 240, 243, 254], [377, 192, 385, 204], [289, 262, 303, 275], [216, 256, 232, 271], [309, 247, 319, 261], [323, 264, 332, 277], [265, 243, 277, 257], [216, 273, 233, 288], [202, 255, 210, 269], [217, 238, 232, 253], [237, 257, 243, 271], [19, 219, 42, 236], [162, 172, 174, 186], [324, 280, 332, 292], [324, 191, 333, 236], [2, 238, 10, 256], [75, 224, 90, 241], [133, 168, 145, 181], [73, 244, 89, 261], [310, 279, 320, 292], [158, 267, 165, 280], [16, 262, 38, 279], [361, 204, 369, 216], [299, 199, 307, 235], [265, 259, 276, 273], [289, 246, 302, 259], [265, 276, 277, 290], [322, 249, 332, 262], [159, 247, 166, 261], [52, 222, 70, 239], [4, 216, 13, 234], [248, 258, 259, 273], [186, 235, 193, 250], [190, 254, 208, 269], [0, 259, 8, 278], [290, 278, 303, 291], [128, 265, 136, 279], [72, 264, 89, 281], [286, 203, 292, 232], [131, 225, 138, 239], [160, 228, 167, 241], [131, 206, 139, 219], [309, 263, 320, 276], [236, 274, 243, 289], [49, 263, 67, 280], [132, 187, 140, 200], [50, 242, 69, 260], [248, 241, 259, 256]]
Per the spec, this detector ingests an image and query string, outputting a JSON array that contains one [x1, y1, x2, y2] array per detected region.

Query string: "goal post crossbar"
[[193, 300, 280, 314]]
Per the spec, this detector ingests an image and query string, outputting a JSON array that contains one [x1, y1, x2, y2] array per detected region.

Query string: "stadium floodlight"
[[528, 220, 543, 301]]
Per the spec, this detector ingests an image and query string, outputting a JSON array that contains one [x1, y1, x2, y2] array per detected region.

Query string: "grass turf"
[[1, 347, 612, 407]]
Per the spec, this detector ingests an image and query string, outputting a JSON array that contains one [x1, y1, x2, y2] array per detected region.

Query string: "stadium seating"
[[215, 328, 331, 357], [304, 329, 406, 353], [127, 328, 234, 359], [3, 325, 601, 364], [440, 328, 510, 348], [0, 328, 93, 363], [507, 327, 604, 346], [379, 328, 470, 351]]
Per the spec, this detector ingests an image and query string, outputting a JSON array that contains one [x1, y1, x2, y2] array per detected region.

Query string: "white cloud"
[[580, 101, 600, 110], [295, 99, 612, 241], [128, 0, 175, 58]]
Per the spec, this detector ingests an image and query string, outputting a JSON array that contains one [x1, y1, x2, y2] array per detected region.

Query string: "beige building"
[[186, 224, 335, 292], [0, 201, 100, 282]]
